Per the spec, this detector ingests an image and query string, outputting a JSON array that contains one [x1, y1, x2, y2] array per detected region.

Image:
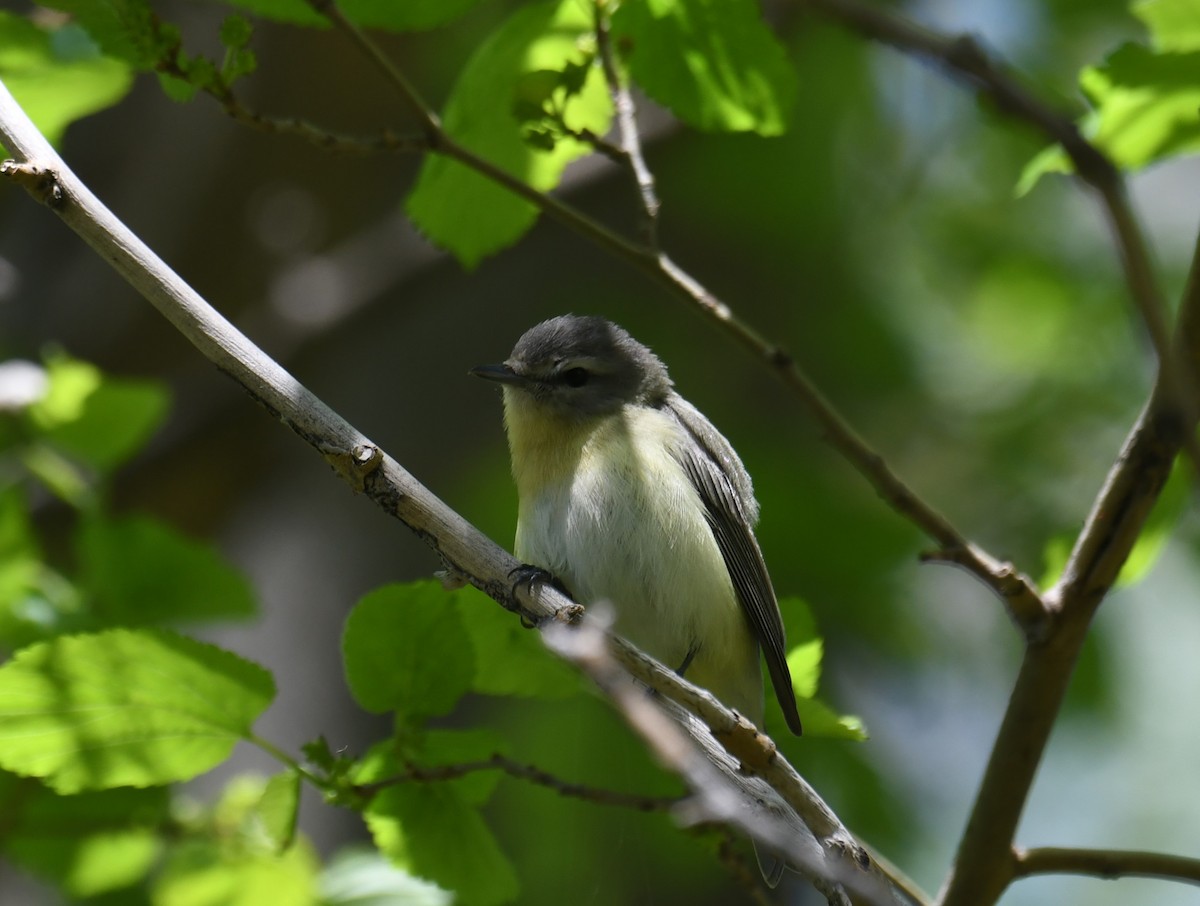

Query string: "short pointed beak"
[[469, 363, 527, 385]]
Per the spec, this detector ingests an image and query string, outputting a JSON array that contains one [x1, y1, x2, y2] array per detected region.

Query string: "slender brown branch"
[[304, 0, 442, 140], [223, 99, 425, 154], [281, 0, 1042, 629], [1013, 846, 1200, 887], [356, 753, 680, 812], [940, 227, 1200, 906]]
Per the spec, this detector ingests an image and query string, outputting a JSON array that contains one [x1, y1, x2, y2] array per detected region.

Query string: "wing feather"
[[664, 395, 803, 735]]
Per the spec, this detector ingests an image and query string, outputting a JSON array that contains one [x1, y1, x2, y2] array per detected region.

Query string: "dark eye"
[[562, 367, 590, 387]]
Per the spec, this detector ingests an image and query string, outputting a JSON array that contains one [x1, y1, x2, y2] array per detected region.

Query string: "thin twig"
[[304, 0, 442, 140], [289, 0, 1044, 632], [356, 753, 680, 812], [594, 0, 661, 245], [1013, 846, 1200, 887], [714, 828, 776, 906], [224, 99, 425, 154], [940, 226, 1200, 906]]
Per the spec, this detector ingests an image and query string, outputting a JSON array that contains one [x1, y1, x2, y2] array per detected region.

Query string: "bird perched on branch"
[[472, 314, 802, 739]]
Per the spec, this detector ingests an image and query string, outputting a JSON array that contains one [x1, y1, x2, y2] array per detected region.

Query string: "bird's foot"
[[507, 565, 576, 627]]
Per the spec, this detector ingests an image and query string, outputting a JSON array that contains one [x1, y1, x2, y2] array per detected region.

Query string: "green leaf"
[[768, 596, 863, 739], [1019, 41, 1200, 190], [611, 0, 797, 135], [255, 769, 301, 853], [2, 783, 168, 897], [23, 352, 169, 472], [320, 846, 452, 906], [154, 835, 319, 906], [46, 377, 169, 472], [342, 582, 475, 719], [1081, 43, 1200, 168], [779, 596, 821, 699], [458, 587, 581, 700], [27, 354, 102, 430], [0, 485, 38, 564], [0, 13, 133, 148], [1015, 143, 1072, 196], [1133, 0, 1200, 51], [405, 0, 613, 267], [78, 514, 257, 625], [0, 628, 275, 792], [0, 487, 83, 648], [221, 0, 488, 31], [364, 784, 518, 906], [220, 14, 254, 48], [1040, 459, 1188, 590], [794, 697, 867, 741]]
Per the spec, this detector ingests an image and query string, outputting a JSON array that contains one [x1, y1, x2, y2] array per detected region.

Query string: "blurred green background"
[[3, 0, 1200, 903]]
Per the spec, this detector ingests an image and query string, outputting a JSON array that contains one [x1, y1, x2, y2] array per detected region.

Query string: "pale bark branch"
[[938, 227, 1200, 906], [0, 78, 912, 906]]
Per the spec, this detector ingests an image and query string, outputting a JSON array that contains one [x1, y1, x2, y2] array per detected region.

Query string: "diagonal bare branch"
[[0, 77, 914, 906]]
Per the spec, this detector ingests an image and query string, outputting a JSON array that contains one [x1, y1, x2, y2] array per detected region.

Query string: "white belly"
[[511, 406, 763, 724]]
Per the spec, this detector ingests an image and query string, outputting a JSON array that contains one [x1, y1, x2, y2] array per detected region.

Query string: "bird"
[[471, 314, 803, 738]]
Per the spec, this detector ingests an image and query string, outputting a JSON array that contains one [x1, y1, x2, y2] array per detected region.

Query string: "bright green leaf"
[[1040, 458, 1188, 590], [255, 769, 301, 853], [0, 13, 133, 148], [25, 352, 169, 472], [1039, 534, 1072, 591], [779, 596, 821, 699], [2, 784, 168, 897], [44, 376, 169, 472], [320, 846, 452, 906], [364, 784, 518, 906], [1081, 43, 1200, 168], [1133, 0, 1200, 51], [794, 696, 867, 741], [611, 0, 797, 135], [0, 629, 275, 792], [458, 587, 581, 700], [78, 514, 257, 625], [405, 0, 614, 267], [154, 835, 319, 906], [27, 354, 101, 430], [342, 582, 475, 719], [1112, 456, 1186, 587], [1019, 41, 1200, 190], [1015, 143, 1072, 196]]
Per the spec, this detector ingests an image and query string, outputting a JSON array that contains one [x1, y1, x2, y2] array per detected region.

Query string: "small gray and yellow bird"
[[472, 314, 802, 737]]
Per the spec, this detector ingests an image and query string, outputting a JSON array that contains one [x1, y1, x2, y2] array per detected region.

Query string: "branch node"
[[1, 160, 65, 207]]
